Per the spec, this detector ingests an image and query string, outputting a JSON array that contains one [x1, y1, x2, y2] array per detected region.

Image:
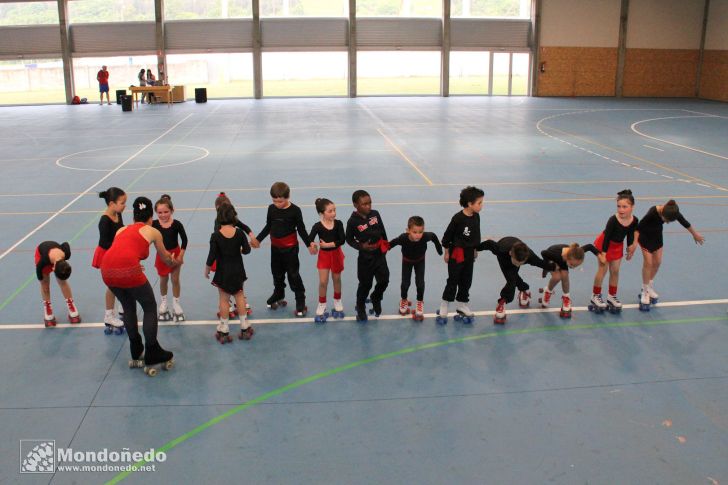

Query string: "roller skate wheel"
[[144, 367, 157, 377], [435, 316, 448, 325], [560, 311, 572, 319], [639, 303, 650, 312], [103, 325, 113, 334], [462, 316, 473, 324], [164, 359, 174, 370], [174, 314, 185, 322], [114, 326, 124, 335], [454, 314, 462, 321], [650, 297, 658, 304], [314, 315, 327, 323]]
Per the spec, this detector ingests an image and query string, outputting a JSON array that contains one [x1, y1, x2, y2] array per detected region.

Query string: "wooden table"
[[128, 85, 173, 107]]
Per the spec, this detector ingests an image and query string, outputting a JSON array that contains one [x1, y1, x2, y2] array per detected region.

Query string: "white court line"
[[0, 114, 193, 263], [643, 145, 664, 152], [3, 298, 727, 330], [631, 116, 728, 162]]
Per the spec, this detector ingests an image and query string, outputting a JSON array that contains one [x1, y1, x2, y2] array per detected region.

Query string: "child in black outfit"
[[309, 198, 347, 321], [205, 203, 253, 343], [389, 216, 442, 321], [35, 241, 78, 326], [437, 186, 484, 324], [253, 182, 316, 317], [539, 243, 598, 317], [346, 190, 389, 321]]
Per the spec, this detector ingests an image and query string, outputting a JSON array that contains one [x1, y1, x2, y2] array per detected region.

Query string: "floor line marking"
[[106, 314, 726, 484], [5, 298, 728, 329], [376, 128, 434, 186], [0, 114, 193, 263], [643, 145, 665, 152], [631, 116, 728, 161]]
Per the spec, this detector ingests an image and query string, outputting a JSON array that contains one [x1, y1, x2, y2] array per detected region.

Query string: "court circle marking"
[[55, 144, 210, 171]]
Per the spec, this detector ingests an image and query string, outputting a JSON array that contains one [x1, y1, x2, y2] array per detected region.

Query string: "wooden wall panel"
[[622, 49, 698, 97], [537, 47, 617, 96], [699, 50, 728, 101]]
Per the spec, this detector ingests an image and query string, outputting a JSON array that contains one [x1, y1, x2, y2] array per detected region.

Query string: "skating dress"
[[206, 227, 251, 295]]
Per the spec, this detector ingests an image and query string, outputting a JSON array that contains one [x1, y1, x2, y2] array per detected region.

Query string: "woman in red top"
[[101, 197, 179, 373]]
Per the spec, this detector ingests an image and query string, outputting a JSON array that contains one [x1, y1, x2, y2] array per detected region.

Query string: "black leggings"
[[497, 255, 529, 303], [109, 281, 158, 344], [441, 259, 474, 303], [356, 252, 389, 309], [401, 259, 425, 300], [271, 246, 305, 303]]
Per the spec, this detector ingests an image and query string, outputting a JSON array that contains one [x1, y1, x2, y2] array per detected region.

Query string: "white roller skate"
[[560, 294, 572, 319], [172, 298, 185, 322], [639, 286, 651, 312], [454, 302, 475, 324], [215, 320, 233, 344], [66, 298, 81, 324], [538, 288, 553, 308], [588, 293, 607, 314], [412, 300, 424, 322], [494, 299, 507, 324], [238, 320, 255, 340], [331, 298, 345, 319], [314, 301, 329, 323], [104, 310, 124, 335], [245, 302, 252, 316], [158, 296, 172, 321], [518, 290, 531, 308], [399, 298, 411, 316], [607, 294, 622, 314], [647, 281, 659, 304], [436, 300, 449, 325], [43, 300, 56, 327]]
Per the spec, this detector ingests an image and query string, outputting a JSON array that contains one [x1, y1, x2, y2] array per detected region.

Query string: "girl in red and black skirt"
[[590, 189, 639, 313], [35, 240, 77, 326], [309, 198, 346, 322], [101, 197, 179, 373], [205, 202, 253, 343], [153, 195, 188, 322], [94, 187, 126, 333]]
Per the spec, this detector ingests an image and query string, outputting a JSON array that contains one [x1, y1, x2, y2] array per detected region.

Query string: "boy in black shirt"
[[254, 182, 316, 317], [389, 216, 442, 321], [346, 190, 389, 322]]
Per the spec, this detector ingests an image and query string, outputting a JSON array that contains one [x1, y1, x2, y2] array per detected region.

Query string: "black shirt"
[[256, 203, 310, 246], [637, 206, 690, 235], [601, 215, 639, 252], [346, 210, 388, 252], [214, 218, 252, 235], [389, 232, 443, 262], [541, 243, 599, 271], [309, 220, 346, 251], [36, 241, 70, 280], [98, 214, 124, 250], [152, 219, 188, 251], [479, 236, 552, 271]]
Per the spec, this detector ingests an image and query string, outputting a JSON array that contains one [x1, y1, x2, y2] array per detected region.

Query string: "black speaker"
[[121, 95, 132, 112], [115, 89, 126, 104], [195, 88, 207, 103]]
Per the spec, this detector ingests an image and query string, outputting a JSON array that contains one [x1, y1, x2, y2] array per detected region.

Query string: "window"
[[0, 59, 65, 104], [261, 0, 347, 17], [0, 2, 58, 26], [358, 51, 440, 95], [68, 0, 155, 23], [491, 52, 509, 95], [511, 52, 529, 95], [452, 0, 530, 18], [165, 0, 252, 20], [357, 0, 441, 17], [166, 53, 254, 98], [450, 51, 490, 95], [263, 52, 347, 97], [72, 55, 158, 101]]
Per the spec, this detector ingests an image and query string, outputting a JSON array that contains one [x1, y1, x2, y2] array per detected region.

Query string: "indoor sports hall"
[[1, 0, 726, 484]]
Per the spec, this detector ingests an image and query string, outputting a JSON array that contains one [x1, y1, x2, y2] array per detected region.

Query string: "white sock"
[[240, 317, 250, 330]]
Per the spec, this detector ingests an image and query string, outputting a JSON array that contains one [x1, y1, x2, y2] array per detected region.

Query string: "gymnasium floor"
[[0, 96, 726, 484]]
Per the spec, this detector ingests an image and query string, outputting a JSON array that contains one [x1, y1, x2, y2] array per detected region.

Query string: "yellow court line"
[[376, 128, 434, 186], [544, 124, 728, 191], [3, 194, 728, 216]]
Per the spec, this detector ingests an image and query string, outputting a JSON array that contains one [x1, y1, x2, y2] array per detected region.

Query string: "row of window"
[[0, 51, 530, 104], [0, 0, 531, 25]]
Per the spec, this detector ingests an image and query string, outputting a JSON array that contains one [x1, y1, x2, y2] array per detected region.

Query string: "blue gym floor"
[[0, 97, 726, 484]]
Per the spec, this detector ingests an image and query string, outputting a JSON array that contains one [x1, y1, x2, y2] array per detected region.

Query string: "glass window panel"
[[166, 53, 253, 98], [511, 52, 529, 95], [165, 0, 252, 20], [492, 52, 509, 95], [449, 51, 490, 95], [358, 51, 440, 95], [0, 2, 58, 26], [357, 0, 441, 17], [0, 59, 65, 104], [69, 0, 155, 23], [263, 52, 347, 97], [452, 0, 530, 18], [72, 55, 158, 101], [261, 0, 347, 17]]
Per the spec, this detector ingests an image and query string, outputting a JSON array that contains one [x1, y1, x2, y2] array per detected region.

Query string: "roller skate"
[[412, 300, 424, 322], [435, 301, 448, 325], [238, 323, 255, 340], [215, 321, 233, 344], [606, 294, 622, 314], [158, 297, 172, 322], [588, 293, 607, 314], [228, 297, 238, 318], [42, 300, 56, 327], [128, 335, 145, 369], [399, 299, 412, 316], [639, 288, 651, 312], [103, 310, 124, 335], [142, 342, 174, 377], [494, 298, 507, 325], [267, 289, 287, 310], [538, 288, 553, 308], [355, 305, 368, 322], [295, 300, 308, 318], [172, 298, 185, 322], [245, 302, 253, 316], [518, 290, 531, 309], [647, 282, 659, 304], [65, 298, 81, 324], [560, 295, 572, 319], [314, 301, 329, 323], [331, 298, 345, 319], [368, 298, 382, 318], [454, 302, 475, 324]]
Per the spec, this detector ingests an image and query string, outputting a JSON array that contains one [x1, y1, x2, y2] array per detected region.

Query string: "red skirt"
[[594, 232, 624, 262], [91, 246, 107, 269], [34, 247, 53, 276], [154, 247, 181, 277], [317, 247, 345, 273]]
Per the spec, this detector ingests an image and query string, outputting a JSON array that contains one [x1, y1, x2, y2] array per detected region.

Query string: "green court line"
[[106, 315, 726, 484]]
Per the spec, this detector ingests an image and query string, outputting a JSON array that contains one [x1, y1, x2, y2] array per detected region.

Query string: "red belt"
[[271, 233, 298, 249]]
